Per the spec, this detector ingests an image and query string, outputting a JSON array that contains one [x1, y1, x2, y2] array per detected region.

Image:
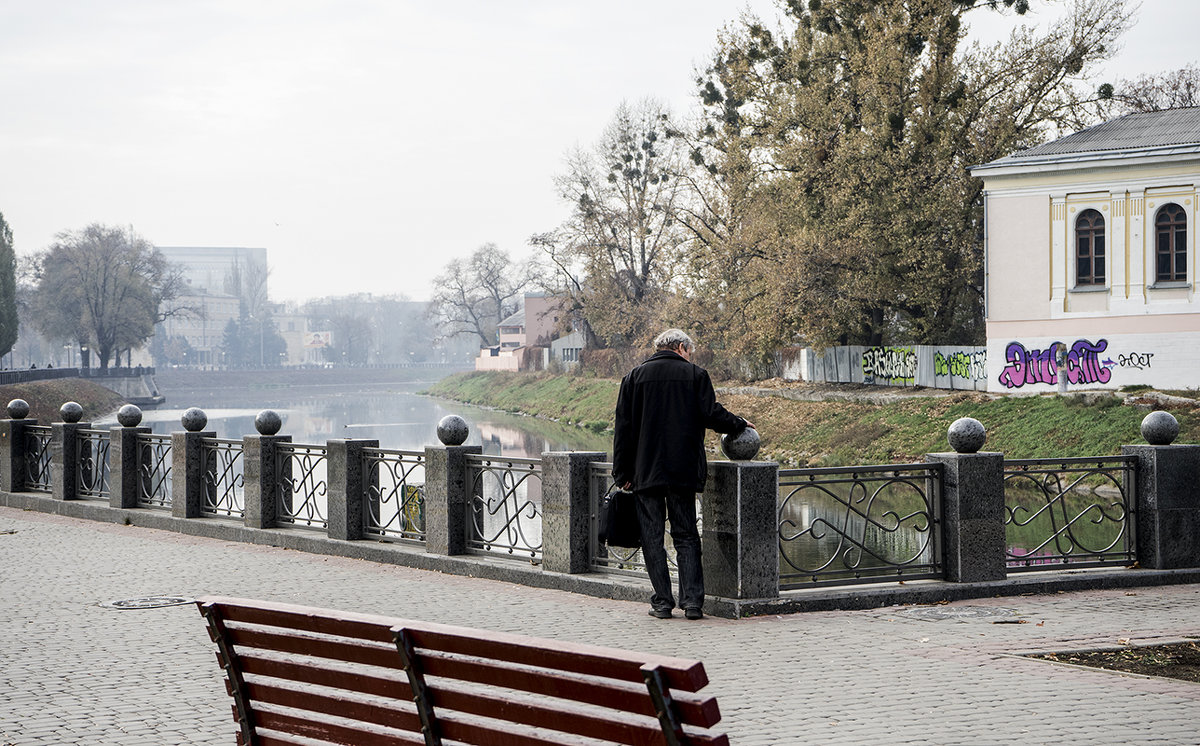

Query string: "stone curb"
[[8, 489, 1200, 619]]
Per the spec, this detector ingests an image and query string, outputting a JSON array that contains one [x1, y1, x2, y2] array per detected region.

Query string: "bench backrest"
[[196, 596, 728, 746]]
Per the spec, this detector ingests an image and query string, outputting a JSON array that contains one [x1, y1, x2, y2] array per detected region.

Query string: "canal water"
[[101, 376, 613, 458]]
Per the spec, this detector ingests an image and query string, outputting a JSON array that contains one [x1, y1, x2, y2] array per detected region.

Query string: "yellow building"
[[972, 108, 1200, 391]]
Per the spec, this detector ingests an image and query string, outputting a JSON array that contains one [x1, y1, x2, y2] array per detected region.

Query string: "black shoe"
[[684, 607, 703, 620], [648, 607, 673, 619]]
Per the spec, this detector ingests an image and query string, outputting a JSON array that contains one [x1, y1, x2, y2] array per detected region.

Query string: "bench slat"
[[239, 655, 411, 700], [420, 652, 722, 727], [227, 626, 396, 668], [406, 627, 710, 693], [242, 680, 422, 733], [252, 708, 424, 746]]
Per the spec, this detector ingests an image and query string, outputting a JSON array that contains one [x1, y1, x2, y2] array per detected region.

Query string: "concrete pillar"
[[927, 451, 1007, 582], [1122, 443, 1200, 569], [0, 419, 35, 493], [424, 445, 481, 555], [109, 426, 151, 508], [243, 434, 292, 529], [172, 430, 215, 518], [541, 451, 606, 574], [327, 439, 379, 541], [701, 460, 780, 600], [51, 421, 91, 501]]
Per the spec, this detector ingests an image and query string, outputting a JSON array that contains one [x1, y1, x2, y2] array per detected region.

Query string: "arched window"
[[1155, 203, 1188, 283], [1075, 209, 1105, 286]]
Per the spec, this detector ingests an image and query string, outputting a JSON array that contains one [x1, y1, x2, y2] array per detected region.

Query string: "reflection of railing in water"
[[276, 442, 328, 530], [363, 447, 425, 542], [202, 438, 244, 518], [467, 454, 542, 560], [23, 425, 52, 494], [1004, 457, 1135, 570], [587, 462, 690, 577], [778, 463, 942, 588], [77, 428, 111, 499], [137, 433, 172, 508]]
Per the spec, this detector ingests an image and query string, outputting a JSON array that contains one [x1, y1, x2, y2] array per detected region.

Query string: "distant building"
[[475, 293, 581, 371], [151, 246, 269, 368], [971, 108, 1200, 391]]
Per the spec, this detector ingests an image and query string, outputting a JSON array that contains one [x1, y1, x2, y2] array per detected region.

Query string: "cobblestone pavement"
[[3, 506, 1199, 745]]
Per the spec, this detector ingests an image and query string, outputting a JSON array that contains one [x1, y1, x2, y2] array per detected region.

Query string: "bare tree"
[[1102, 64, 1200, 113], [429, 243, 535, 346]]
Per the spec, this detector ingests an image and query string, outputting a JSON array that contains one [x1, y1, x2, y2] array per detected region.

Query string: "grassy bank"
[[427, 371, 1200, 466], [0, 379, 127, 423]]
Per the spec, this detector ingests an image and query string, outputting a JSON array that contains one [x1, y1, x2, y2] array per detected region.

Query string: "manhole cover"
[[101, 596, 194, 610], [895, 605, 1020, 622]]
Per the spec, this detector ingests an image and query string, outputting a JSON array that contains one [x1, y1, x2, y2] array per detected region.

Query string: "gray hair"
[[653, 328, 693, 352]]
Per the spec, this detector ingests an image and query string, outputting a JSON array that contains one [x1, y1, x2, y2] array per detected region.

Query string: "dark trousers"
[[635, 487, 703, 611]]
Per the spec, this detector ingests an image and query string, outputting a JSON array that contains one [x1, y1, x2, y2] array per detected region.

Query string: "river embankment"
[[0, 379, 125, 422], [425, 371, 1200, 467]]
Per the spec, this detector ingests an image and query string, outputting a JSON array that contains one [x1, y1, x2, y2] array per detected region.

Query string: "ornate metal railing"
[[586, 462, 691, 577], [778, 463, 942, 588], [136, 433, 173, 508], [276, 442, 328, 530], [466, 454, 543, 560], [363, 447, 425, 542], [201, 438, 244, 518], [77, 428, 111, 499], [1004, 456, 1135, 570], [22, 424, 53, 494]]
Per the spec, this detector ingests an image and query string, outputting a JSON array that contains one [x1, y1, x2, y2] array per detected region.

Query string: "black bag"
[[599, 485, 641, 549]]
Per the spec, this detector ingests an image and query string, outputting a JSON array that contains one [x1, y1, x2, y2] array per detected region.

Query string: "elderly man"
[[612, 329, 754, 620]]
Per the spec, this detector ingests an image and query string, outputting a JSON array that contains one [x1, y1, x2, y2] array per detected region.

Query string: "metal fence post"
[[701, 459, 780, 600], [51, 402, 89, 501], [927, 418, 1006, 582], [172, 408, 214, 519], [109, 405, 150, 509], [1122, 411, 1200, 569], [541, 451, 606, 574], [0, 399, 35, 493], [327, 439, 379, 541]]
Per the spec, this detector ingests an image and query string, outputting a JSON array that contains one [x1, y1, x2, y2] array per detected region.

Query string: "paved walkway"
[[2, 506, 1199, 745]]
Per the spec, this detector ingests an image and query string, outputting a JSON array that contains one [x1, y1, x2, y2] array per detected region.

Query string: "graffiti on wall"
[[1118, 352, 1154, 370], [861, 346, 917, 382], [998, 339, 1115, 389], [934, 350, 987, 382]]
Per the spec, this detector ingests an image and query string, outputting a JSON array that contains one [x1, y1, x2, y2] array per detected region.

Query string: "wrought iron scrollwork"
[[202, 438, 245, 517], [276, 443, 327, 529], [22, 425, 53, 493], [467, 455, 543, 560], [136, 434, 172, 508], [77, 429, 111, 499], [1004, 457, 1134, 570], [777, 463, 941, 588], [363, 448, 425, 542]]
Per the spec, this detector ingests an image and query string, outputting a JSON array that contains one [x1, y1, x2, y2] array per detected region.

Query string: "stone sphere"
[[117, 404, 143, 428], [255, 409, 283, 436], [721, 427, 761, 461], [181, 407, 208, 432], [948, 417, 987, 454], [6, 399, 29, 420], [1141, 410, 1179, 446], [59, 401, 84, 423], [437, 414, 470, 446]]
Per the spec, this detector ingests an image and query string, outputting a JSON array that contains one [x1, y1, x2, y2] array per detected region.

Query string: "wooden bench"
[[196, 596, 729, 746]]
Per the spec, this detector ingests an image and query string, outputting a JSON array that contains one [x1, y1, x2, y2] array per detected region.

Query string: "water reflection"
[[102, 382, 612, 458]]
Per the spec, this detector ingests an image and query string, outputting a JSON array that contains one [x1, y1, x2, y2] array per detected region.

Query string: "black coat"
[[612, 350, 746, 493]]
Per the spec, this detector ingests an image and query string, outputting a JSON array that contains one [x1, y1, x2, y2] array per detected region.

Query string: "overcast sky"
[[2, 1, 1197, 304]]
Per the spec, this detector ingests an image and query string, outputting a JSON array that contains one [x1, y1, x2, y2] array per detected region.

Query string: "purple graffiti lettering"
[[998, 339, 1114, 389], [1063, 339, 1111, 385]]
